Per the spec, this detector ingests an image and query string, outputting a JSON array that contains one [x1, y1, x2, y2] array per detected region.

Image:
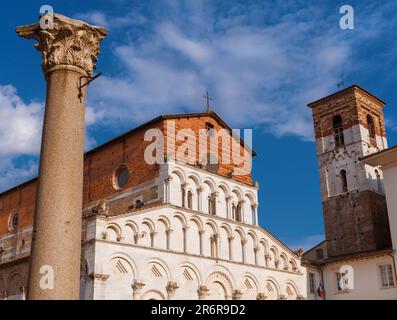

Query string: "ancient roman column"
[[16, 14, 107, 300]]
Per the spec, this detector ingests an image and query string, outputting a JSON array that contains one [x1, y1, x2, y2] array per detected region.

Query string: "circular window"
[[8, 210, 19, 232], [114, 165, 129, 189]]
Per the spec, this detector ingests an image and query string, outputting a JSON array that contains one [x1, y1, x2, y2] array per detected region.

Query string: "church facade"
[[0, 112, 305, 300]]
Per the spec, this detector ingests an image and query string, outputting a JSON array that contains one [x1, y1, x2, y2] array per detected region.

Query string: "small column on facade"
[[197, 187, 203, 212], [239, 199, 246, 223], [199, 229, 205, 256], [228, 236, 234, 260], [181, 183, 188, 208], [232, 289, 243, 300], [166, 228, 173, 250], [164, 176, 173, 204], [225, 195, 232, 219], [150, 231, 157, 248], [211, 191, 219, 215], [132, 280, 145, 300], [241, 239, 247, 263], [166, 282, 179, 300], [197, 285, 209, 300], [252, 203, 258, 225], [16, 13, 107, 300], [254, 246, 260, 265], [182, 226, 189, 253], [90, 273, 110, 300]]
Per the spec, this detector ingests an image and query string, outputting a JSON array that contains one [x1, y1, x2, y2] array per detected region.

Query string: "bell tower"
[[308, 85, 392, 257]]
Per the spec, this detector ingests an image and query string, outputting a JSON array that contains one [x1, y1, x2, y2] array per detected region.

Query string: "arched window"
[[367, 115, 376, 140], [208, 194, 216, 215], [187, 190, 193, 209], [232, 203, 236, 220], [235, 202, 242, 222], [340, 169, 348, 193], [181, 185, 186, 208], [333, 115, 345, 148]]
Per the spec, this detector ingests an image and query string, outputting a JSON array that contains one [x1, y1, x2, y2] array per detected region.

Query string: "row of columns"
[[163, 176, 259, 225]]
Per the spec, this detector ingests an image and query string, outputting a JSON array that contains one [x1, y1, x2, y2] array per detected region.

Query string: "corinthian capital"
[[16, 13, 107, 76]]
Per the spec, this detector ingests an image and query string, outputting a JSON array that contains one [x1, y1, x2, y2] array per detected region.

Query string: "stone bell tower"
[[16, 14, 107, 299], [308, 85, 392, 257]]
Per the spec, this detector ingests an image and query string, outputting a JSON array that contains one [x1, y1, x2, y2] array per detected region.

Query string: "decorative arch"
[[189, 215, 204, 230], [171, 167, 186, 184], [100, 252, 139, 278], [241, 273, 259, 300], [206, 271, 234, 300], [220, 224, 233, 238], [178, 262, 203, 284], [157, 216, 171, 229], [264, 277, 281, 300], [205, 265, 237, 289], [173, 212, 188, 228], [105, 223, 122, 241], [205, 219, 219, 234], [203, 178, 216, 193], [285, 280, 299, 300], [187, 172, 202, 187], [144, 257, 172, 282], [123, 221, 139, 244], [141, 289, 166, 300], [280, 252, 288, 270], [217, 182, 231, 197], [142, 218, 155, 232]]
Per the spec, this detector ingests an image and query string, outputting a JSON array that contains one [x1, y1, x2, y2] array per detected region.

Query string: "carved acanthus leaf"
[[16, 14, 107, 76]]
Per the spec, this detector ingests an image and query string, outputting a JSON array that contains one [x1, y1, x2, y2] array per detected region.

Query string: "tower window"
[[333, 115, 345, 148], [367, 115, 376, 141], [340, 169, 348, 193]]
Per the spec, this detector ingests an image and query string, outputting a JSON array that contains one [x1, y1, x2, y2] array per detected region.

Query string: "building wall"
[[381, 160, 397, 269], [321, 255, 397, 300], [85, 205, 305, 300]]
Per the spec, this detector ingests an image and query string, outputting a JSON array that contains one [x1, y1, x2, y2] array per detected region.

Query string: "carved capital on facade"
[[16, 13, 107, 76], [232, 289, 243, 300], [199, 229, 205, 235], [278, 294, 287, 300], [164, 175, 173, 184], [89, 272, 110, 281], [131, 279, 145, 293], [196, 186, 203, 193], [197, 285, 209, 299], [256, 292, 267, 300], [228, 236, 234, 241], [166, 281, 179, 297], [166, 228, 173, 234], [296, 294, 305, 300], [254, 246, 260, 253]]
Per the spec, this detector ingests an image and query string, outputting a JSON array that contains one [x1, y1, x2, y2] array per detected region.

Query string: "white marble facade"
[[80, 161, 306, 300]]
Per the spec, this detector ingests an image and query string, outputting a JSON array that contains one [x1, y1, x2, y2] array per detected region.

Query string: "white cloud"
[[0, 85, 43, 157], [0, 85, 103, 191], [86, 0, 363, 141]]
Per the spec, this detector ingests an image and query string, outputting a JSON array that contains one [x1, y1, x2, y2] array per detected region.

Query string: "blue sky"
[[1, 0, 397, 250]]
